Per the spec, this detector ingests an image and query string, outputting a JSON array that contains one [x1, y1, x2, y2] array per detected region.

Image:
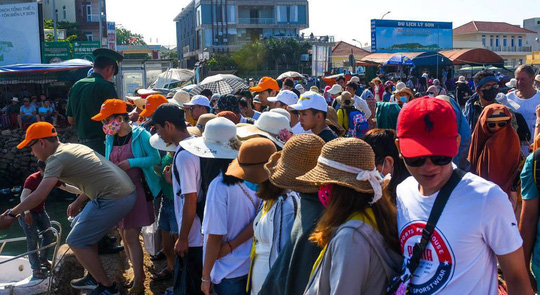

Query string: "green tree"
[[43, 19, 86, 41], [161, 49, 179, 68], [207, 53, 235, 71], [116, 27, 146, 45], [232, 41, 267, 74]]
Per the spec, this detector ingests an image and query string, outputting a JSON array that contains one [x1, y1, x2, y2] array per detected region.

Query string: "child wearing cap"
[[6, 122, 137, 294], [395, 97, 531, 294], [92, 99, 161, 294], [288, 91, 337, 142]]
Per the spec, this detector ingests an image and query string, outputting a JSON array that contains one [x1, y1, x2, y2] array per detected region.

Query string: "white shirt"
[[173, 140, 203, 247], [353, 95, 372, 119], [507, 90, 540, 138], [396, 171, 522, 295], [292, 121, 312, 135], [202, 176, 261, 284]]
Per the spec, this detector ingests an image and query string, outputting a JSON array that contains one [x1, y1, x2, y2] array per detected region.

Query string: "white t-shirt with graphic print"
[[396, 171, 522, 295]]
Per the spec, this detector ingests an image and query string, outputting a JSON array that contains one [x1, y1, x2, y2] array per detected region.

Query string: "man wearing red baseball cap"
[[394, 97, 531, 294], [3, 121, 137, 294]]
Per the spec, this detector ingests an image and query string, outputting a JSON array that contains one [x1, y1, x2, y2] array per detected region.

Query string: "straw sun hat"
[[226, 138, 277, 184], [237, 112, 292, 148], [325, 106, 346, 137], [264, 134, 325, 193], [297, 137, 388, 204]]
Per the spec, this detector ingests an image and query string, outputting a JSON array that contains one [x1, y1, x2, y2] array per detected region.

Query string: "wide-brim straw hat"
[[186, 113, 217, 137], [325, 106, 346, 137], [237, 112, 292, 148], [297, 137, 388, 193], [179, 117, 240, 159], [226, 138, 277, 184], [371, 77, 382, 84], [396, 87, 414, 99], [126, 96, 146, 109], [264, 134, 325, 193], [150, 133, 177, 152]]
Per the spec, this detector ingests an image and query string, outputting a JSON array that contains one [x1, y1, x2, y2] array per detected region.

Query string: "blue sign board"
[[371, 19, 453, 53]]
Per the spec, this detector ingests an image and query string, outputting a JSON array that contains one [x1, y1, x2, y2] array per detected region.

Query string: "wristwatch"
[[7, 209, 17, 218]]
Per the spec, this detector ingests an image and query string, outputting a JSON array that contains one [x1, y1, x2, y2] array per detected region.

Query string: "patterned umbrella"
[[190, 74, 248, 95], [277, 71, 304, 80]]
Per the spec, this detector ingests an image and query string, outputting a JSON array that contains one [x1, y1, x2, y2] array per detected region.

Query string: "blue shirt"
[[20, 104, 36, 116], [521, 153, 540, 265]]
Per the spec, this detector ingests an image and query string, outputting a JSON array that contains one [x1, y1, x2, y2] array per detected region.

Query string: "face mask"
[[379, 160, 386, 179], [102, 118, 122, 135], [482, 88, 498, 102], [318, 184, 334, 208], [428, 93, 434, 97], [244, 181, 259, 192], [400, 96, 408, 103]]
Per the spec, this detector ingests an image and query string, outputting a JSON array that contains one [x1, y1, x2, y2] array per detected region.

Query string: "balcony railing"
[[86, 14, 100, 22], [238, 18, 274, 25], [484, 45, 532, 52]]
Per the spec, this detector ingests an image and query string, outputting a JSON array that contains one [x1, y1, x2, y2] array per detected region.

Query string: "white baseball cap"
[[395, 82, 406, 92], [326, 84, 343, 95], [535, 74, 540, 83], [295, 84, 305, 91], [183, 95, 210, 108], [288, 91, 328, 112], [267, 90, 298, 106]]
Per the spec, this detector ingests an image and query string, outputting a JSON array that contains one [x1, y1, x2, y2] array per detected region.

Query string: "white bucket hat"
[[150, 133, 177, 152], [237, 112, 293, 148], [505, 78, 517, 88], [179, 117, 240, 159], [269, 108, 291, 122], [326, 84, 343, 95], [169, 90, 191, 107], [456, 76, 466, 83]]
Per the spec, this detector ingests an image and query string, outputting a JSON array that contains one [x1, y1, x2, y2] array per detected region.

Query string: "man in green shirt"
[[67, 48, 123, 156]]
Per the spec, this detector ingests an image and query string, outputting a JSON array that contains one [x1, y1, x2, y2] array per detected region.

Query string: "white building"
[[523, 18, 540, 52], [453, 21, 535, 68]]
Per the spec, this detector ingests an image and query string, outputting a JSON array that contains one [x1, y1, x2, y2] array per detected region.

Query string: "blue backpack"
[[347, 109, 369, 138]]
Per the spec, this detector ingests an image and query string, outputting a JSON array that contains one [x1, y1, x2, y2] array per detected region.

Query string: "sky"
[[106, 0, 540, 48]]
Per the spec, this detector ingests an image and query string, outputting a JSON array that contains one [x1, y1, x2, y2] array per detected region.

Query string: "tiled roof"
[[454, 21, 536, 34], [332, 41, 370, 57]]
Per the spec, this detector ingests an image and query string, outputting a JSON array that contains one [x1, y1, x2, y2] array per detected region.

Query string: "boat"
[[0, 221, 62, 295]]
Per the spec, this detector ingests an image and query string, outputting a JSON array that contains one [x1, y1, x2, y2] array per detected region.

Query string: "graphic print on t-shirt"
[[400, 221, 455, 294]]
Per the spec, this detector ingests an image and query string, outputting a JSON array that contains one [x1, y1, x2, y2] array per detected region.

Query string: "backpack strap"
[[534, 149, 540, 190], [172, 147, 184, 197]]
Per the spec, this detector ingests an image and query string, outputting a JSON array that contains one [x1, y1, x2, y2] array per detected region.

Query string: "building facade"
[[42, 0, 107, 43], [174, 0, 309, 68], [523, 18, 540, 52], [453, 21, 535, 68]]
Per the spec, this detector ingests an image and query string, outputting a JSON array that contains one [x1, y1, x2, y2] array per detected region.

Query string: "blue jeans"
[[18, 211, 54, 271], [213, 275, 248, 295]]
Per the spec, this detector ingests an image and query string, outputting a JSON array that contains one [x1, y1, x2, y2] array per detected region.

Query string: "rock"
[[5, 153, 14, 160], [1, 129, 10, 136]]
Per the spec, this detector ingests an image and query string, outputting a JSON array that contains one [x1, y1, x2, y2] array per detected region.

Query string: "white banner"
[[0, 2, 40, 66]]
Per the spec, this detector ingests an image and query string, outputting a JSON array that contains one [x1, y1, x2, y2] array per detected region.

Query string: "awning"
[[0, 59, 92, 84], [360, 51, 453, 67], [439, 49, 504, 66]]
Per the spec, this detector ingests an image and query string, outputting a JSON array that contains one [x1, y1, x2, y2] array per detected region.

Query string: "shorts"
[[158, 198, 178, 234], [66, 191, 137, 248]]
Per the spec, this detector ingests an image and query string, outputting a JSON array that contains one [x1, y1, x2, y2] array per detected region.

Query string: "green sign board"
[[41, 42, 71, 63], [73, 41, 101, 61]]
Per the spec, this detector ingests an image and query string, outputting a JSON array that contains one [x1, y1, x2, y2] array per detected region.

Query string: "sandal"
[[128, 285, 145, 295], [123, 279, 133, 288], [151, 268, 172, 281], [32, 269, 47, 280], [149, 251, 165, 261]]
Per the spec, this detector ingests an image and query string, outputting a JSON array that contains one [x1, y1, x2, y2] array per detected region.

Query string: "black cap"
[[93, 48, 124, 75], [144, 103, 186, 129]]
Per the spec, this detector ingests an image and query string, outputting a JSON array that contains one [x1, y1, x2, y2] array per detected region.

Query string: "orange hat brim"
[[17, 138, 32, 149]]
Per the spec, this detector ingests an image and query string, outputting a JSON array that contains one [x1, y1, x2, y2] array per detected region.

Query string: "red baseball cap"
[[397, 97, 458, 158]]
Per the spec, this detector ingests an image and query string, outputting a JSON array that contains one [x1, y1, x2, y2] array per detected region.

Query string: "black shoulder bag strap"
[[172, 147, 184, 197], [407, 168, 465, 274]]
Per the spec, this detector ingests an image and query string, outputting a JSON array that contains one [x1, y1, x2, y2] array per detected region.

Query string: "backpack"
[[533, 149, 540, 190], [347, 109, 369, 138]]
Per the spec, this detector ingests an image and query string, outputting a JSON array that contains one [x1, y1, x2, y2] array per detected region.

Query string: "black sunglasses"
[[403, 155, 453, 167], [486, 121, 508, 128]]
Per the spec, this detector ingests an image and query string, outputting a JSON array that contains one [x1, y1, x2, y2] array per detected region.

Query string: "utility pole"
[[98, 0, 103, 47], [52, 0, 57, 41]]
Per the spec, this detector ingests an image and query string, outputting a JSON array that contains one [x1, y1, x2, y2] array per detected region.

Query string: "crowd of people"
[[1, 47, 540, 295], [0, 92, 69, 130]]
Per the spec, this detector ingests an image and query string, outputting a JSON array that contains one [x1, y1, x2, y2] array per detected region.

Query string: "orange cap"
[[250, 77, 280, 93], [140, 94, 168, 117], [17, 122, 58, 149], [91, 99, 128, 121]]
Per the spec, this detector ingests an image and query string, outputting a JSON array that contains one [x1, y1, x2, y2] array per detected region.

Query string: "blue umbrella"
[[383, 54, 415, 66]]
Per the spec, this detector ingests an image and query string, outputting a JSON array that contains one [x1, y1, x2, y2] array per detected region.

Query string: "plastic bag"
[[142, 221, 160, 256]]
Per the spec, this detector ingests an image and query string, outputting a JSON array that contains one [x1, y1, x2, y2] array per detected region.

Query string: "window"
[[227, 5, 236, 24], [519, 36, 522, 47], [276, 6, 287, 23], [63, 6, 66, 19], [511, 36, 515, 47], [503, 36, 507, 47], [490, 35, 493, 47], [495, 35, 499, 47], [482, 35, 486, 46], [86, 33, 93, 41], [290, 5, 298, 23], [86, 4, 91, 22]]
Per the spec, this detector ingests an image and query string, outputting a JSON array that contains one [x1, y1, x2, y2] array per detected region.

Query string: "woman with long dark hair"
[[298, 138, 402, 294]]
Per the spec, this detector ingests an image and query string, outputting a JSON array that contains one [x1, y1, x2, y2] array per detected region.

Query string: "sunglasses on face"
[[403, 155, 453, 167], [486, 121, 509, 128]]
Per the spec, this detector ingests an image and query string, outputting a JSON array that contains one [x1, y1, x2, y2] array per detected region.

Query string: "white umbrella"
[[277, 71, 304, 80], [190, 74, 248, 95]]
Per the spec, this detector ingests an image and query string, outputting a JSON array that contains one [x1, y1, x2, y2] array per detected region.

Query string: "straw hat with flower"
[[226, 138, 277, 184], [264, 134, 325, 193], [237, 112, 293, 148], [297, 137, 388, 204]]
